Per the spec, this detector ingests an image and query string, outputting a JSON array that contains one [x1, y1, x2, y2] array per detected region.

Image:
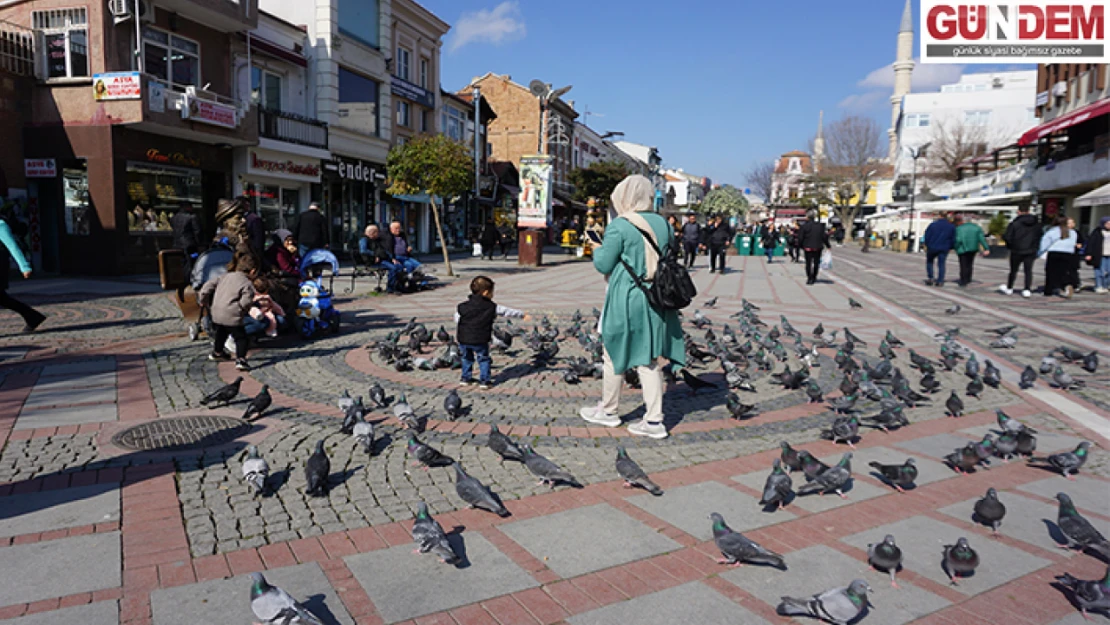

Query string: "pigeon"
[[827, 394, 858, 415], [990, 333, 1017, 349], [996, 409, 1035, 435], [710, 512, 785, 568], [242, 445, 269, 496], [945, 390, 964, 418], [1082, 351, 1099, 374], [1016, 429, 1038, 456], [920, 373, 941, 393], [822, 415, 860, 448], [400, 317, 417, 335], [1054, 566, 1110, 620], [368, 382, 387, 408], [797, 452, 852, 499], [563, 369, 580, 385], [973, 488, 1006, 534], [862, 407, 910, 433], [945, 303, 961, 315], [799, 451, 830, 481], [680, 369, 716, 395], [352, 419, 374, 455], [443, 389, 464, 420], [965, 354, 980, 379], [1019, 365, 1038, 389], [987, 324, 1016, 336], [1056, 492, 1110, 557], [1029, 441, 1091, 479], [340, 397, 366, 435], [971, 435, 995, 466], [844, 327, 867, 345], [1040, 356, 1059, 374], [304, 440, 330, 497], [453, 463, 509, 517], [943, 537, 980, 585], [813, 322, 825, 337], [393, 393, 421, 431], [776, 579, 871, 625], [994, 432, 1019, 461], [966, 376, 984, 399], [200, 377, 242, 408], [436, 325, 451, 343], [805, 380, 825, 404], [885, 330, 904, 347], [242, 385, 272, 420], [249, 572, 325, 625], [487, 424, 524, 463], [869, 458, 917, 493], [759, 459, 793, 510], [982, 362, 1001, 389], [704, 296, 718, 308], [412, 501, 460, 565], [725, 393, 757, 419], [336, 389, 355, 412], [849, 298, 863, 309], [839, 375, 859, 397], [945, 444, 980, 474], [407, 435, 454, 469], [615, 446, 663, 496], [1052, 366, 1084, 390], [868, 535, 904, 588], [1057, 346, 1087, 362], [522, 445, 581, 488], [780, 441, 802, 473]]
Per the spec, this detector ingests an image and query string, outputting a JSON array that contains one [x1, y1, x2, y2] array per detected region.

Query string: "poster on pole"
[[518, 154, 553, 229]]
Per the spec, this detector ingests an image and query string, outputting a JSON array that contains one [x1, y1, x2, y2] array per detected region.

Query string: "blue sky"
[[419, 0, 1028, 186]]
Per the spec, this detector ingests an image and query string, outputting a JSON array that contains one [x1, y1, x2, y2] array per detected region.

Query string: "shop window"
[[396, 100, 410, 128], [396, 47, 410, 82], [144, 27, 200, 88], [62, 166, 91, 236], [126, 162, 202, 234], [337, 67, 379, 137], [338, 0, 380, 48], [245, 183, 281, 231], [251, 67, 283, 111], [33, 8, 88, 79]]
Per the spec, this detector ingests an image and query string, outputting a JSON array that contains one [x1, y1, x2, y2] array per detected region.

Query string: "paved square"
[[13, 404, 118, 430], [22, 386, 116, 410], [499, 503, 680, 579], [151, 563, 351, 625], [846, 446, 953, 490], [787, 463, 888, 514], [0, 601, 117, 625], [32, 371, 117, 392], [720, 544, 950, 625], [841, 516, 1050, 595], [0, 484, 119, 538], [629, 481, 794, 540], [1018, 477, 1110, 518], [893, 433, 978, 459], [344, 532, 536, 623], [958, 424, 1083, 455], [939, 492, 1078, 555], [38, 359, 116, 377], [0, 531, 121, 607], [567, 581, 771, 625], [1051, 613, 1097, 625]]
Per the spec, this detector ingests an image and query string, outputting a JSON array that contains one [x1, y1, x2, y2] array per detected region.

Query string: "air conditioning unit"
[[1052, 81, 1067, 97], [110, 0, 154, 24], [139, 0, 155, 24]]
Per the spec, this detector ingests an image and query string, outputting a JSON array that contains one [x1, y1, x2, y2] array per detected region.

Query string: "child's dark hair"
[[252, 277, 270, 294], [470, 275, 494, 294], [227, 251, 259, 274]]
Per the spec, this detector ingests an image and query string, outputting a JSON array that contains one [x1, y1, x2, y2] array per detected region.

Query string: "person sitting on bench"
[[359, 224, 401, 293]]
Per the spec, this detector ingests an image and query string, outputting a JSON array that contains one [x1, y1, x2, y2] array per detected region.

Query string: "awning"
[[1074, 182, 1110, 208], [242, 33, 308, 68], [1018, 98, 1110, 146], [393, 193, 431, 203], [500, 184, 520, 196]]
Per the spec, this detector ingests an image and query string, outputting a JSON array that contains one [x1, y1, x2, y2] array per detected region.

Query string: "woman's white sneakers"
[[579, 404, 621, 427], [627, 420, 668, 439]]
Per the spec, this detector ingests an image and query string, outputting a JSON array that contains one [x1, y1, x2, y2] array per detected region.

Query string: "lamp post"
[[907, 143, 930, 252]]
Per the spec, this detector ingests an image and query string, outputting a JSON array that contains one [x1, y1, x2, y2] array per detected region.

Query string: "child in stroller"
[[295, 249, 341, 338]]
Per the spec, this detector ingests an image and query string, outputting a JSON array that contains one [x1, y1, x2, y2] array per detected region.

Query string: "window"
[[144, 28, 200, 87], [421, 109, 431, 133], [419, 58, 428, 89], [905, 113, 930, 128], [34, 9, 88, 79], [443, 106, 466, 142], [338, 0, 380, 48], [964, 110, 991, 127], [396, 47, 410, 82], [337, 67, 379, 136], [250, 67, 282, 111], [396, 100, 410, 127]]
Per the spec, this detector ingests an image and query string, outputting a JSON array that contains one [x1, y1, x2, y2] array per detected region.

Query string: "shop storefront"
[[320, 155, 383, 253], [385, 195, 431, 254], [234, 148, 323, 232]]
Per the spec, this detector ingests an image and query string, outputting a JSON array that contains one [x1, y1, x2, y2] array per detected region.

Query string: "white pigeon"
[[249, 572, 325, 625], [242, 445, 269, 497]]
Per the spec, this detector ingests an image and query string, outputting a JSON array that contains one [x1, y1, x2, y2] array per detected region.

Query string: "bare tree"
[[743, 161, 775, 204], [820, 115, 885, 238], [922, 118, 996, 181]]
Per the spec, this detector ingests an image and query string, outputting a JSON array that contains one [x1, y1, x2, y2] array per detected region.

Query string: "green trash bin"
[[752, 237, 765, 256], [736, 234, 752, 256], [773, 236, 787, 257]]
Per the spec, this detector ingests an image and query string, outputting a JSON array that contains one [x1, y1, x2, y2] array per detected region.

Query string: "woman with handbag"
[[578, 175, 685, 439]]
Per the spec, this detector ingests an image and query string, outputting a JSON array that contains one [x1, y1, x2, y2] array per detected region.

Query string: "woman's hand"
[[22, 271, 31, 279]]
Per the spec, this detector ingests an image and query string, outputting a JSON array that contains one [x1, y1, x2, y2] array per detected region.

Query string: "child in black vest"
[[455, 275, 526, 389]]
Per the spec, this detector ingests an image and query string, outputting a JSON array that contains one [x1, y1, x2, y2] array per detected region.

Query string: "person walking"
[[707, 214, 733, 273], [760, 221, 778, 263], [999, 205, 1041, 297], [1039, 215, 1078, 298], [292, 202, 328, 253], [923, 213, 956, 287], [798, 209, 830, 285], [0, 217, 45, 332], [788, 223, 802, 262], [578, 175, 685, 439], [680, 213, 700, 269], [954, 215, 990, 287], [1084, 216, 1110, 293], [480, 220, 499, 261]]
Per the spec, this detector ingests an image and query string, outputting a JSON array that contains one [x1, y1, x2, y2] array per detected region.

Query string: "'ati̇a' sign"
[[93, 72, 142, 101], [146, 149, 202, 168], [248, 151, 322, 182]]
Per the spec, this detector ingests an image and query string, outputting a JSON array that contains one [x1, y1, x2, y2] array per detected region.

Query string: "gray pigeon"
[[1019, 365, 1038, 389], [304, 440, 330, 497], [797, 453, 852, 499], [243, 385, 272, 420], [249, 572, 325, 625], [868, 458, 917, 493], [522, 445, 581, 488], [945, 303, 961, 315], [777, 579, 871, 625], [615, 446, 663, 496], [368, 382, 387, 408], [973, 487, 1006, 534], [487, 424, 525, 463], [336, 389, 354, 412], [393, 393, 422, 431], [200, 376, 242, 408], [1054, 566, 1110, 620], [868, 534, 904, 588], [1052, 366, 1084, 390], [822, 415, 861, 449], [943, 537, 979, 585], [990, 333, 1017, 349], [759, 459, 793, 510], [352, 419, 375, 455], [340, 397, 366, 435], [412, 501, 460, 565], [1040, 356, 1059, 374], [443, 389, 463, 420], [710, 512, 785, 568], [1056, 493, 1110, 558], [1028, 441, 1091, 479], [242, 445, 269, 497], [945, 390, 964, 418], [453, 463, 510, 517]]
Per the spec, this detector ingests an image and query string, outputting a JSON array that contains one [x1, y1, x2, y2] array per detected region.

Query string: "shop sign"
[[390, 77, 435, 108], [248, 150, 322, 182], [146, 149, 202, 168], [518, 154, 553, 228], [327, 156, 377, 183], [93, 72, 141, 101], [24, 159, 56, 178], [181, 94, 238, 128]]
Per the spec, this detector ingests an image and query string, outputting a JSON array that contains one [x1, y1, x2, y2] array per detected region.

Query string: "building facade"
[[661, 169, 706, 209], [770, 151, 815, 206], [611, 140, 663, 208], [443, 88, 498, 246]]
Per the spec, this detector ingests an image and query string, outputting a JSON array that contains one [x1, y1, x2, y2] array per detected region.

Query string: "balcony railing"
[[0, 19, 35, 77], [258, 107, 328, 151]]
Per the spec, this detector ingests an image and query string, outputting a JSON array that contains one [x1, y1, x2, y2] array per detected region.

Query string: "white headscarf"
[[609, 175, 660, 279]]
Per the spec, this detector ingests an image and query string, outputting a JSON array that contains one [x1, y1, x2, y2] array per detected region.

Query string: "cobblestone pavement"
[[0, 252, 1107, 625]]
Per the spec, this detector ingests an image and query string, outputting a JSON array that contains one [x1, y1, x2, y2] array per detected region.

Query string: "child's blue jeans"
[[460, 343, 492, 383]]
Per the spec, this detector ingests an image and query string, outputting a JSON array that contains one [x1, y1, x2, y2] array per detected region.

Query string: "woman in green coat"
[[954, 216, 990, 287], [578, 175, 685, 439]]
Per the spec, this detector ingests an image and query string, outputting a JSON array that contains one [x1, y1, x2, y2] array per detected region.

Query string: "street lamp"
[[906, 143, 930, 252]]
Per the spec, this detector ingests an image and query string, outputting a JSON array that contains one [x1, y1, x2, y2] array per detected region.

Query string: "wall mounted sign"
[[390, 76, 435, 109], [327, 156, 377, 183], [146, 149, 202, 168], [24, 159, 57, 178], [181, 94, 238, 128], [248, 150, 322, 183], [93, 72, 141, 101]]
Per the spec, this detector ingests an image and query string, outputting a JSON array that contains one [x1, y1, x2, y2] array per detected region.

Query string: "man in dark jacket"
[[243, 201, 265, 259], [292, 202, 328, 252], [798, 210, 830, 285], [706, 214, 734, 273], [923, 214, 956, 286], [680, 213, 700, 269], [170, 202, 201, 256], [358, 224, 402, 292], [999, 206, 1041, 297]]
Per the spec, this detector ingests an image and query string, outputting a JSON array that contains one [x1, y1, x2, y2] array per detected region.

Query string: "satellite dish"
[[529, 80, 549, 99], [550, 84, 573, 100]]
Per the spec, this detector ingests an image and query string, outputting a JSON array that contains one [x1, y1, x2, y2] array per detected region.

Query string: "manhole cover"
[[111, 415, 250, 452]]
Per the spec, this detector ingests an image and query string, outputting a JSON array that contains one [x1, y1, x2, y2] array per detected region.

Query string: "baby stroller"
[[294, 249, 341, 339]]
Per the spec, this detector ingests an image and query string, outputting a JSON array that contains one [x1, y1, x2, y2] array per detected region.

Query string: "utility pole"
[[473, 86, 482, 209], [907, 143, 930, 253]]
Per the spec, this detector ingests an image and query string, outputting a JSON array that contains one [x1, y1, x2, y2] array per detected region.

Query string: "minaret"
[[813, 110, 825, 170], [889, 0, 915, 162]]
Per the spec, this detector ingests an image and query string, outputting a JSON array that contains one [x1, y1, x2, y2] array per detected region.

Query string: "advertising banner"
[[518, 155, 553, 229], [93, 72, 141, 100]]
